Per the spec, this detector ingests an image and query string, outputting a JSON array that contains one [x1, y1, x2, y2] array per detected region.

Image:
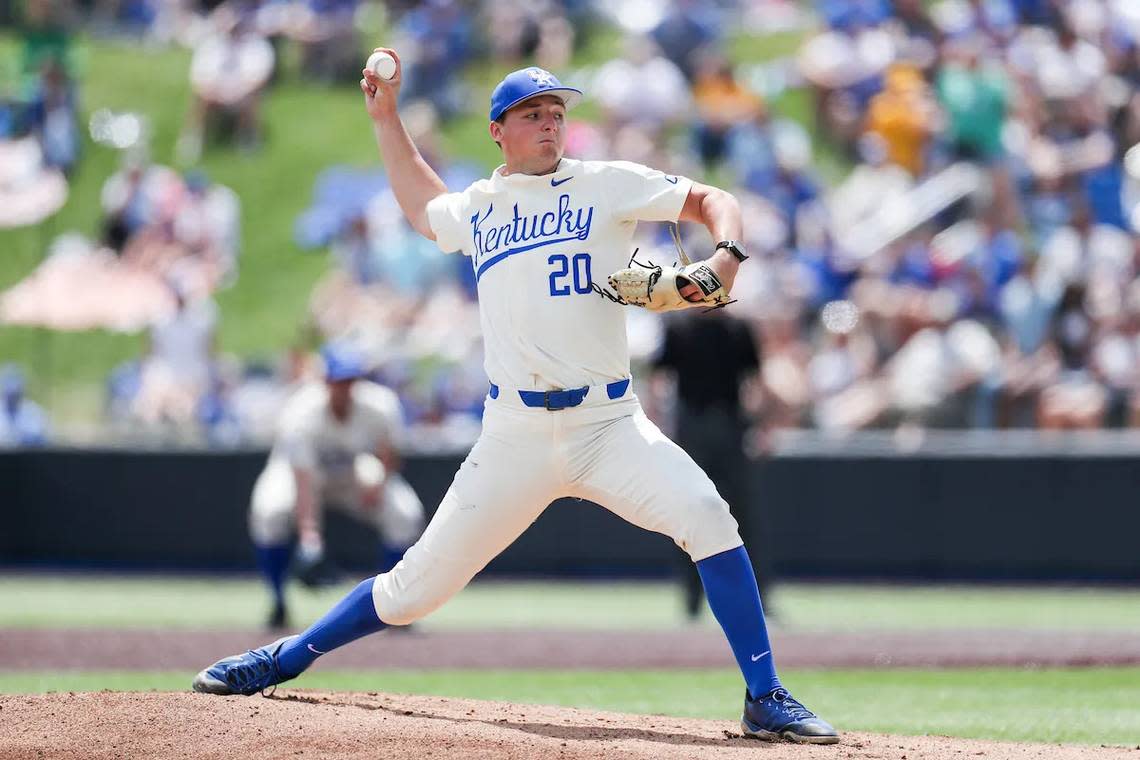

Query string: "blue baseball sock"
[[276, 577, 387, 677], [696, 545, 781, 698], [254, 542, 291, 608], [379, 543, 407, 574]]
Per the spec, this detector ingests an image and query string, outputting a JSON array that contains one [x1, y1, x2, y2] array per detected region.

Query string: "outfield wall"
[[2, 447, 1138, 580]]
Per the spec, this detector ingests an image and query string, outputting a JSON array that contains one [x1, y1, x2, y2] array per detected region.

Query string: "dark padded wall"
[[3, 450, 1138, 579]]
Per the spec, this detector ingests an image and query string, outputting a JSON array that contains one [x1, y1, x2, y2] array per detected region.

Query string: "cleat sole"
[[741, 718, 840, 745]]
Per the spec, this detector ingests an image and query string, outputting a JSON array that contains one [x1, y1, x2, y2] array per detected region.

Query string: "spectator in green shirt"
[[936, 37, 1009, 163], [19, 0, 74, 90]]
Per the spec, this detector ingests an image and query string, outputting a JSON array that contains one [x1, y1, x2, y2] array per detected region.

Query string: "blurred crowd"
[[772, 0, 1140, 432], [307, 0, 1140, 444], [0, 0, 79, 239], [0, 0, 80, 179], [3, 0, 1140, 450]]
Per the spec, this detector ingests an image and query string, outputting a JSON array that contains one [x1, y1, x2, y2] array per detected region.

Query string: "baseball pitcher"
[[192, 53, 838, 744]]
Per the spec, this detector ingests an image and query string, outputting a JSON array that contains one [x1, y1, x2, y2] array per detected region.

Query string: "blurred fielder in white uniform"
[[194, 53, 837, 744], [250, 342, 424, 629]]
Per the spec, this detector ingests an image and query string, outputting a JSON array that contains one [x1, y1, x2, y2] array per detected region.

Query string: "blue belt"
[[489, 378, 631, 411]]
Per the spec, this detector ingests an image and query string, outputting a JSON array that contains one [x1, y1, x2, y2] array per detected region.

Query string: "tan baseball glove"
[[601, 224, 733, 312]]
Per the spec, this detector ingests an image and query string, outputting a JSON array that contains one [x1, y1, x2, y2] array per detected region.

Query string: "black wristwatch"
[[715, 240, 748, 262]]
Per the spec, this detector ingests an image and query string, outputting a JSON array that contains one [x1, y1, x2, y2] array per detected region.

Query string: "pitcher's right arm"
[[360, 48, 448, 240]]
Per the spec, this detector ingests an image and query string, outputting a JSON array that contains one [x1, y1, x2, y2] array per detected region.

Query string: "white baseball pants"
[[372, 390, 742, 625]]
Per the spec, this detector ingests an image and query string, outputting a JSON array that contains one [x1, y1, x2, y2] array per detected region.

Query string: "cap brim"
[[494, 87, 583, 120]]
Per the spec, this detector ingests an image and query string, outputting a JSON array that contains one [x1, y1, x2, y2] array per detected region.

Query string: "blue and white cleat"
[[192, 636, 297, 696], [741, 687, 840, 744]]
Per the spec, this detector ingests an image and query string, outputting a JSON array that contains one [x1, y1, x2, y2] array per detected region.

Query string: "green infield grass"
[[2, 667, 1137, 746], [4, 574, 1140, 631]]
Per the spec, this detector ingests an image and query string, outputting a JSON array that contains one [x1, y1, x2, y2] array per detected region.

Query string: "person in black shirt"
[[651, 308, 768, 619]]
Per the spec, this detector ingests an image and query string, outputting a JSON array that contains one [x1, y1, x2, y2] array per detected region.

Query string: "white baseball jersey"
[[426, 157, 693, 390], [273, 380, 403, 490]]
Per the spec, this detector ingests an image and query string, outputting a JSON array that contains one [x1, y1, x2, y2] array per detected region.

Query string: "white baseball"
[[367, 51, 397, 80]]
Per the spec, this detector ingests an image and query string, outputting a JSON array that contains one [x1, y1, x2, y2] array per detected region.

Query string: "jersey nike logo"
[[551, 176, 573, 187], [307, 644, 328, 655], [665, 175, 678, 184], [750, 650, 770, 662]]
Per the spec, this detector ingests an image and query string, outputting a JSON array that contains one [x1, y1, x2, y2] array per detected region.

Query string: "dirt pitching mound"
[[3, 691, 1135, 760]]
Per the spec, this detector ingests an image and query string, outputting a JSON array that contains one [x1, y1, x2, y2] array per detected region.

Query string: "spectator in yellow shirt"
[[865, 63, 939, 176], [692, 54, 763, 166]]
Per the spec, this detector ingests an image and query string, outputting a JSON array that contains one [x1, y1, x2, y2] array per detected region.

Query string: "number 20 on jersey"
[[548, 253, 592, 296]]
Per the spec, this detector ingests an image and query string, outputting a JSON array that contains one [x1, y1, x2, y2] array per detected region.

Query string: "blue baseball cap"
[[320, 342, 370, 382], [489, 67, 582, 121]]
